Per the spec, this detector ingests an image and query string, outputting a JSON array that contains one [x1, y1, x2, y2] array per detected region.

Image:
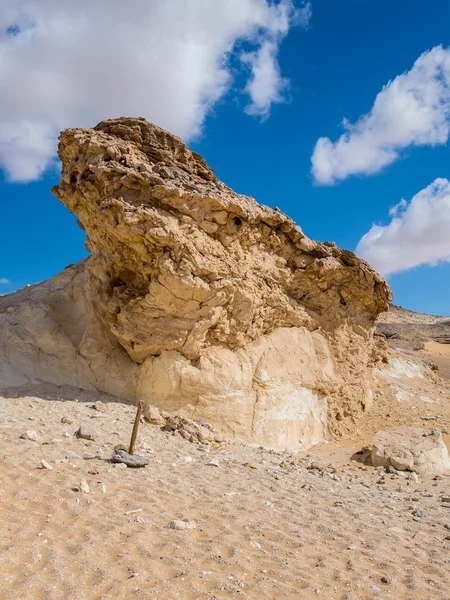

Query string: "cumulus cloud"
[[0, 0, 308, 183], [311, 45, 450, 185], [0, 278, 10, 284], [356, 178, 450, 276]]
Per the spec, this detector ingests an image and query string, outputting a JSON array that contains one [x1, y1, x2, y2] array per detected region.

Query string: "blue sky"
[[1, 0, 450, 315]]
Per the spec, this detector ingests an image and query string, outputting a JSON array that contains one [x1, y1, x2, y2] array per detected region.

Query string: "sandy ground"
[[1, 378, 450, 600]]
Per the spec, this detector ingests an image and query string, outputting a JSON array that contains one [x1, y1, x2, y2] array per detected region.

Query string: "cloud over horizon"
[[311, 45, 450, 185], [356, 178, 450, 277], [0, 0, 310, 183]]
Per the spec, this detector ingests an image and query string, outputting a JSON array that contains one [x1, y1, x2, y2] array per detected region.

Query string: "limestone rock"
[[0, 118, 392, 450], [371, 427, 450, 475], [169, 519, 197, 530], [143, 404, 166, 426]]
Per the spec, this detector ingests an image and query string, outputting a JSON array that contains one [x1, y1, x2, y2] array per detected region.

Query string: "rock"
[[206, 459, 220, 467], [169, 520, 197, 530], [178, 456, 193, 463], [76, 426, 96, 441], [111, 449, 149, 468], [371, 427, 450, 475], [441, 496, 450, 503], [92, 401, 107, 413], [40, 460, 53, 470], [143, 404, 166, 426], [113, 462, 128, 470], [79, 479, 90, 494], [0, 118, 392, 451], [61, 417, 73, 424], [412, 509, 426, 518], [20, 430, 37, 442]]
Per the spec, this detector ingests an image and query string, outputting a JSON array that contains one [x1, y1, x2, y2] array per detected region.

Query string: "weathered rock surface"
[[371, 427, 450, 475], [0, 117, 392, 450]]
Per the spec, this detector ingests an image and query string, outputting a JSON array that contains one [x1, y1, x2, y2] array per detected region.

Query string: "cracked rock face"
[[0, 118, 392, 449]]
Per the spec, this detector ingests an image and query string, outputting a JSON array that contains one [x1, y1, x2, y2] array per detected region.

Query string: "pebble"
[[40, 459, 53, 470], [141, 442, 153, 453], [61, 417, 73, 424], [79, 479, 90, 494], [111, 449, 149, 468], [380, 575, 392, 584], [179, 456, 193, 462], [20, 430, 37, 442], [206, 459, 220, 467], [441, 496, 450, 503], [169, 519, 197, 530], [245, 462, 258, 469], [76, 426, 96, 441], [408, 472, 419, 482], [369, 585, 381, 593], [92, 401, 108, 413]]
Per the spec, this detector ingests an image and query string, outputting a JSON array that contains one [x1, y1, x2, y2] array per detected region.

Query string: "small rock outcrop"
[[0, 118, 392, 450], [371, 427, 450, 475]]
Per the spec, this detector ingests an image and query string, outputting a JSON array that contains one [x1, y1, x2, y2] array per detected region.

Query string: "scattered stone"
[[178, 456, 193, 463], [124, 508, 143, 515], [40, 459, 53, 470], [111, 449, 149, 468], [20, 430, 37, 442], [371, 427, 450, 475], [99, 483, 107, 493], [92, 401, 107, 413], [250, 540, 261, 549], [88, 469, 99, 475], [169, 519, 197, 530], [61, 417, 73, 424], [113, 462, 128, 470], [206, 459, 220, 467], [368, 585, 381, 593], [380, 576, 392, 585], [76, 426, 96, 441], [441, 496, 450, 503], [80, 478, 90, 494], [143, 404, 166, 426], [412, 509, 426, 518], [245, 462, 258, 469]]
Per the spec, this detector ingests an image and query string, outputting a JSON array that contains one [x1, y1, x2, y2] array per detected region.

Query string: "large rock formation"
[[0, 118, 392, 449]]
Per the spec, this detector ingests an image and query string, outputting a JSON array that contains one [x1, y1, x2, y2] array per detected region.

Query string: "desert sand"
[[1, 365, 450, 600]]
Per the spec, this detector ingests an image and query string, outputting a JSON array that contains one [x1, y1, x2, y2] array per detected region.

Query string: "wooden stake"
[[129, 401, 143, 455]]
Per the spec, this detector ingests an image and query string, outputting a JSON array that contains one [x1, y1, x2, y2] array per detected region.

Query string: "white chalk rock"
[[371, 427, 450, 475]]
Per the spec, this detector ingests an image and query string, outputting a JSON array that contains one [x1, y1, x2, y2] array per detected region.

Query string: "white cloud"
[[243, 41, 288, 118], [356, 178, 450, 276], [311, 45, 450, 185], [0, 278, 10, 284], [0, 0, 307, 183]]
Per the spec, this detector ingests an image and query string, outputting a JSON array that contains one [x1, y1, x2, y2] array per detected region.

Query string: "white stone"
[[371, 427, 450, 475], [20, 430, 37, 441], [169, 520, 197, 530]]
